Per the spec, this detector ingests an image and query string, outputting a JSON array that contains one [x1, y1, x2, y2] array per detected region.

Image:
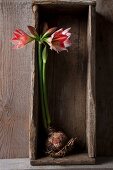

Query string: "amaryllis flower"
[[45, 28, 71, 53], [11, 27, 36, 49]]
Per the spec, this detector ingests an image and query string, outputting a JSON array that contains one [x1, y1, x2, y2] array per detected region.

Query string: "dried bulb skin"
[[46, 127, 78, 158], [46, 127, 68, 153], [50, 137, 78, 158]]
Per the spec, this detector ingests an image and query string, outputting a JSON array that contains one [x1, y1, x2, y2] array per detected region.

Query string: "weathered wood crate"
[[30, 0, 96, 165]]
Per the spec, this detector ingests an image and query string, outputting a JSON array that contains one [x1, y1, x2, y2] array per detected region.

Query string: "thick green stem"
[[38, 42, 47, 129], [43, 61, 51, 127]]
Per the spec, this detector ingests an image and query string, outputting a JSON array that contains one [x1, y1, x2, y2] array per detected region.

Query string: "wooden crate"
[[30, 0, 96, 165]]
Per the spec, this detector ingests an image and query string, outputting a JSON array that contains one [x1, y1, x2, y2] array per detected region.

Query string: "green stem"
[[38, 42, 47, 129], [43, 61, 51, 127]]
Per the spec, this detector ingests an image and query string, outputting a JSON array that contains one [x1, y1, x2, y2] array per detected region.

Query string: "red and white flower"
[[11, 26, 71, 52], [11, 28, 34, 49], [45, 28, 71, 53]]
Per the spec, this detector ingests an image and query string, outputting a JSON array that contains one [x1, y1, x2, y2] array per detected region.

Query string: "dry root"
[[46, 127, 78, 158]]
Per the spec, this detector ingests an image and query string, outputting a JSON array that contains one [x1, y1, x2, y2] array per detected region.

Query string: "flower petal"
[[64, 39, 71, 48], [44, 27, 71, 53], [62, 27, 71, 35], [50, 41, 67, 53], [15, 29, 27, 35], [52, 28, 63, 38], [27, 26, 38, 36], [11, 28, 34, 49], [53, 35, 68, 42], [43, 27, 57, 38]]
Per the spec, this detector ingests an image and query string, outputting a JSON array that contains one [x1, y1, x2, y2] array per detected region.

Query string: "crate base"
[[30, 153, 95, 165]]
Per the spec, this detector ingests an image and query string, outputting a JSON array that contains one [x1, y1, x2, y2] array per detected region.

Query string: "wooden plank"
[[32, 0, 96, 14], [33, 0, 96, 6], [96, 0, 113, 156], [0, 0, 32, 158], [29, 4, 39, 160], [1, 158, 113, 170], [31, 153, 95, 165], [86, 5, 96, 158]]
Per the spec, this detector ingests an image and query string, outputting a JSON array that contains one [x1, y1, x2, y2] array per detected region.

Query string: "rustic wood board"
[[31, 153, 95, 165], [32, 0, 96, 14], [86, 5, 96, 158], [33, 0, 96, 6], [0, 0, 32, 158], [96, 0, 113, 156], [1, 158, 113, 170]]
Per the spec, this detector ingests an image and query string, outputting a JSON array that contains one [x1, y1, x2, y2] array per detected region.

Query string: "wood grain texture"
[[29, 4, 39, 160], [86, 5, 96, 157], [1, 0, 113, 159], [30, 2, 88, 161], [96, 0, 113, 156], [30, 1, 96, 164], [46, 8, 87, 147], [33, 0, 96, 14], [1, 158, 113, 170], [31, 153, 95, 165], [0, 0, 32, 158], [33, 0, 96, 6]]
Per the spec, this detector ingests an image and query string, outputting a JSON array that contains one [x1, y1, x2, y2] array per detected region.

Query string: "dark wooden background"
[[0, 0, 113, 158]]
